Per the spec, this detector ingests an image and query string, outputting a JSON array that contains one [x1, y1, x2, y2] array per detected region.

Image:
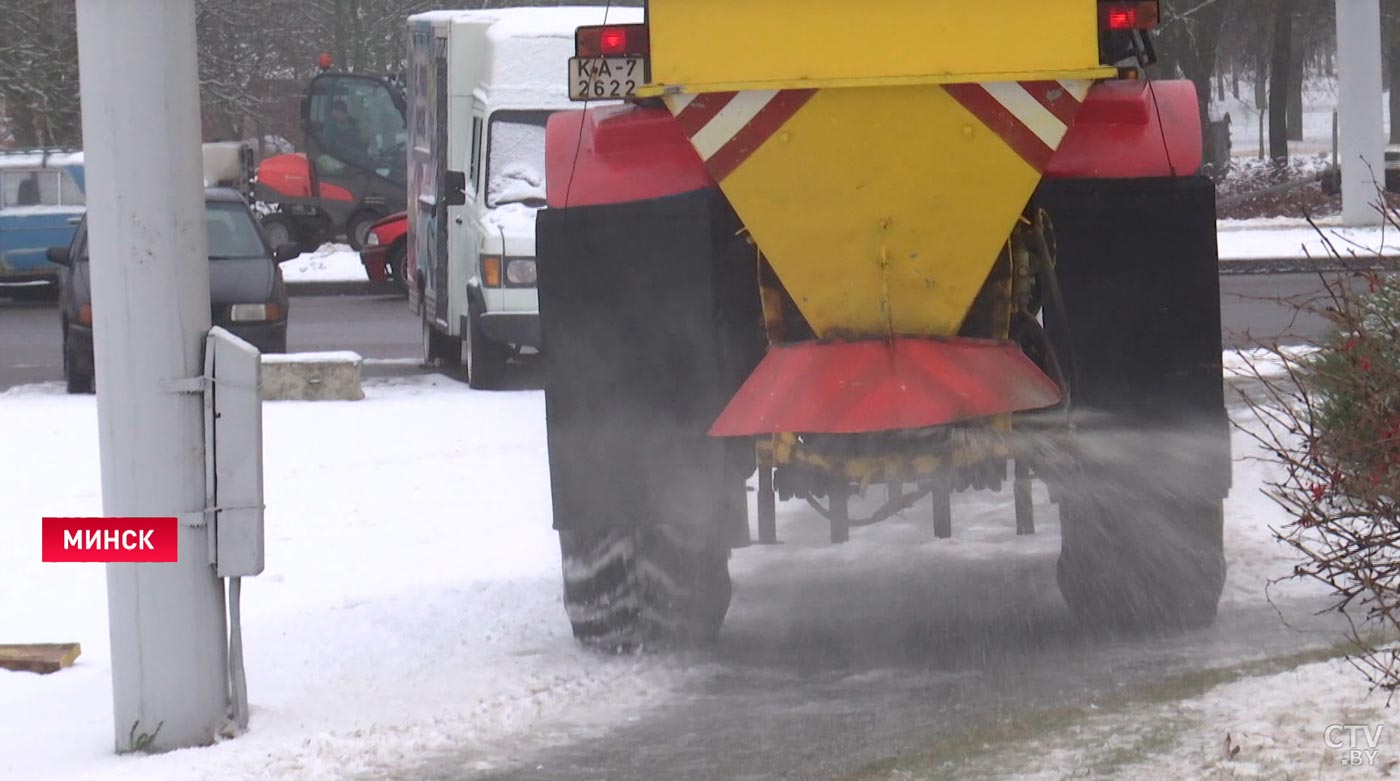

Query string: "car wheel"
[[259, 214, 298, 250], [346, 210, 382, 251], [461, 297, 508, 390], [62, 330, 93, 395], [387, 243, 407, 294], [266, 330, 288, 355], [421, 302, 458, 368]]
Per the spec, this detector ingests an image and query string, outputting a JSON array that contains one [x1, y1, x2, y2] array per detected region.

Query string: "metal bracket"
[[179, 503, 265, 531], [161, 376, 210, 394]]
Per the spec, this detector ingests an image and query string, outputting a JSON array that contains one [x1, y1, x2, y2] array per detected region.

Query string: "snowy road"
[[403, 393, 1342, 780], [454, 602, 1339, 780]]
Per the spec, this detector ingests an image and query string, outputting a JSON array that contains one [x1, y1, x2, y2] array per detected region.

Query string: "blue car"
[[0, 150, 85, 295]]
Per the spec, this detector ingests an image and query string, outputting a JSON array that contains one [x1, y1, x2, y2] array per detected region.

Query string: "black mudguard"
[[1033, 175, 1230, 499], [537, 189, 765, 540]]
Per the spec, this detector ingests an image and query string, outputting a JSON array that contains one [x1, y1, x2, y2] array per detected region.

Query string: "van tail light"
[[1099, 1, 1159, 30], [77, 304, 92, 326], [576, 24, 650, 58]]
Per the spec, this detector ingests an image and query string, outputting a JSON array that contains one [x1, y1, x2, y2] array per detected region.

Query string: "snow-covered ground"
[[0, 359, 1363, 780], [1216, 77, 1385, 159], [0, 376, 687, 780], [1218, 217, 1400, 260], [879, 653, 1398, 780], [279, 244, 368, 284]]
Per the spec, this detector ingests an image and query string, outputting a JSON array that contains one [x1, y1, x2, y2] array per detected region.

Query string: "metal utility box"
[[205, 327, 264, 577]]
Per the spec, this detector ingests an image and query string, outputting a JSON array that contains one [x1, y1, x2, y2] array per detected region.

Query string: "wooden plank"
[[0, 643, 82, 674]]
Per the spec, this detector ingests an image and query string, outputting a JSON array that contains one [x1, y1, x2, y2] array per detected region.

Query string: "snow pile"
[[279, 243, 368, 284], [0, 376, 686, 780]]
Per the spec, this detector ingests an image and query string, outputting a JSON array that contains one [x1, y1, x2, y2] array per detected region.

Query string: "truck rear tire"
[[1055, 479, 1225, 631], [538, 187, 764, 651], [1035, 175, 1228, 632], [559, 524, 732, 651]]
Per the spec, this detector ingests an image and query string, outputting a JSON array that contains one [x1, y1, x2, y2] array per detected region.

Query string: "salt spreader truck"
[[538, 0, 1228, 649]]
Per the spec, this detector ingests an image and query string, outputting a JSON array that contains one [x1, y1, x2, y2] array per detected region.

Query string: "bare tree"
[[1155, 0, 1235, 163], [1269, 0, 1295, 162], [0, 0, 81, 148]]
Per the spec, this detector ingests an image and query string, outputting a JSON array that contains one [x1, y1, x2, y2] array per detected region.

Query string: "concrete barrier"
[[260, 351, 365, 401]]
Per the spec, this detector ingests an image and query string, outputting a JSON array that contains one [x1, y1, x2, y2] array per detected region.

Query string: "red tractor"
[[255, 67, 407, 251]]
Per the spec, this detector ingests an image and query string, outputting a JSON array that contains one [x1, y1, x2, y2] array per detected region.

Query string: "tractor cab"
[[255, 68, 408, 251]]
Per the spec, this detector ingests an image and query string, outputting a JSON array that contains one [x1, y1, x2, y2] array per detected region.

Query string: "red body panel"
[[709, 338, 1063, 436], [546, 104, 716, 209], [359, 211, 407, 281], [1046, 79, 1203, 179], [548, 80, 1202, 209], [256, 153, 356, 202]]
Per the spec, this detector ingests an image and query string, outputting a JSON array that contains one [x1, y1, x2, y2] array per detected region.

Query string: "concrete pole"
[[1336, 0, 1386, 226], [75, 0, 229, 751]]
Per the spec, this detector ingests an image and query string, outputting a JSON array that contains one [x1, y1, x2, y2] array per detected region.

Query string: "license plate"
[[569, 57, 645, 101]]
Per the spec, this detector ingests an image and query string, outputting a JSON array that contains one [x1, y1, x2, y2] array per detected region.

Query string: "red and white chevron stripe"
[[666, 89, 817, 181], [665, 80, 1092, 182], [942, 80, 1092, 171]]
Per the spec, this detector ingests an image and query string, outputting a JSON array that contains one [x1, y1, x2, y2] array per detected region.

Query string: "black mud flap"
[[537, 189, 764, 542], [1033, 175, 1230, 500]]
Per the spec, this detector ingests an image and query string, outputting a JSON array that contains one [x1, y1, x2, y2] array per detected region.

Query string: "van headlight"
[[230, 303, 281, 322], [505, 258, 537, 286]]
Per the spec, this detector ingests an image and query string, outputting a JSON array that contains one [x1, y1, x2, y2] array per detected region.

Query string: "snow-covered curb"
[[1217, 219, 1400, 261]]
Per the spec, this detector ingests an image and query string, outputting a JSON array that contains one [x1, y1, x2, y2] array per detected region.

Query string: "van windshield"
[[486, 109, 554, 208]]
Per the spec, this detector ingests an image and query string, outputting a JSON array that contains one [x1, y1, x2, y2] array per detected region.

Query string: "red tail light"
[[576, 24, 650, 58], [1099, 1, 1159, 30]]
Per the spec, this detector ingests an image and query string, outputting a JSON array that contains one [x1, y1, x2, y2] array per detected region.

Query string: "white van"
[[407, 7, 641, 388]]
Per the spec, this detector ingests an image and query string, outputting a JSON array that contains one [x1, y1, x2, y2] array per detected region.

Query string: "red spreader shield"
[[709, 337, 1064, 436]]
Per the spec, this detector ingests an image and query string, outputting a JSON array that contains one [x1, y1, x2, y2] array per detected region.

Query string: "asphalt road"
[[0, 291, 430, 391], [0, 273, 1350, 392]]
